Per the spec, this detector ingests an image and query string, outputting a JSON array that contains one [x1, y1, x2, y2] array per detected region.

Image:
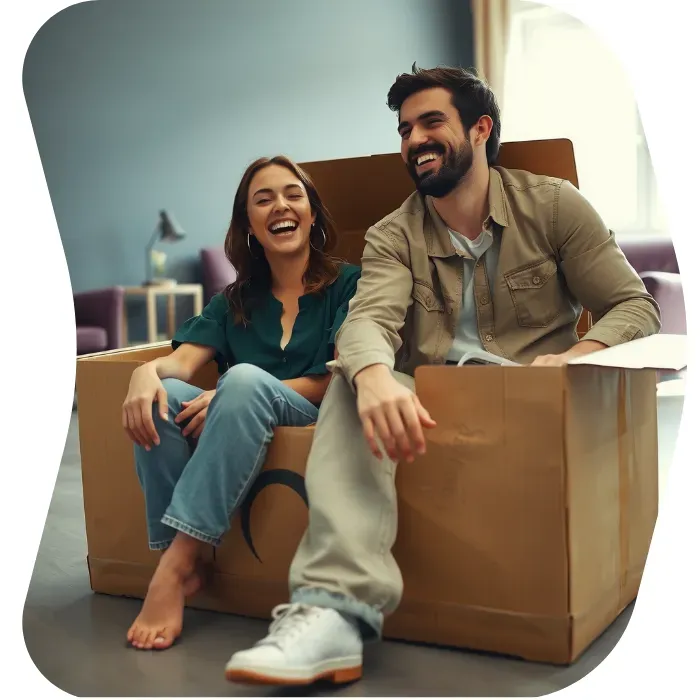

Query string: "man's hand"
[[530, 353, 571, 367], [531, 340, 607, 367], [175, 390, 216, 439], [355, 364, 436, 463]]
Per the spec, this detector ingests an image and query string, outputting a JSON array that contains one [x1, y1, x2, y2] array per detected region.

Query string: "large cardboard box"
[[388, 334, 686, 662], [75, 140, 681, 664]]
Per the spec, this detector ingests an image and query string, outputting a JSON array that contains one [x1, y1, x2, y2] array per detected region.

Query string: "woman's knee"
[[216, 363, 273, 397]]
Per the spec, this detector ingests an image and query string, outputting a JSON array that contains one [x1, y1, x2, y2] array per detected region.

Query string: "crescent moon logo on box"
[[239, 469, 308, 563]]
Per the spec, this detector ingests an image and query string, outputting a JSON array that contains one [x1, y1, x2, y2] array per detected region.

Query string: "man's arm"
[[555, 180, 661, 347], [334, 224, 414, 385], [332, 223, 435, 463]]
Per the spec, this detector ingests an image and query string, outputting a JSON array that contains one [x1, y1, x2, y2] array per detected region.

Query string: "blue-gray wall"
[[23, 0, 472, 336]]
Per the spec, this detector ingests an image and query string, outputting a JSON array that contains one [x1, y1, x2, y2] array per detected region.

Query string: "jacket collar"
[[423, 167, 509, 258]]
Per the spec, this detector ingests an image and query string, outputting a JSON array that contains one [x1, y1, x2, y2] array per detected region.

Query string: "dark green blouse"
[[172, 263, 361, 381]]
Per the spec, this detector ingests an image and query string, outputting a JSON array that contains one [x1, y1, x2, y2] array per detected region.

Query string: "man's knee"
[[311, 371, 358, 429], [324, 370, 354, 399]]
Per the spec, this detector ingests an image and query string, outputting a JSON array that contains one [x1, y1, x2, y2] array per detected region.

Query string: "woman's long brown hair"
[[223, 156, 341, 325]]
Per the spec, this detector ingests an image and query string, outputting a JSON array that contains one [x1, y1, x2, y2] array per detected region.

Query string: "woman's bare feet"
[[127, 534, 206, 650]]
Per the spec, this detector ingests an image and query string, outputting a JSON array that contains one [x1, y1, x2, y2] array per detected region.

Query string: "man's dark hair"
[[387, 63, 501, 166]]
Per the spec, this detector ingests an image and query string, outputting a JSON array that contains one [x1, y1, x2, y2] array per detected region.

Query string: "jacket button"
[[533, 276, 541, 285], [480, 295, 488, 305], [485, 333, 494, 343]]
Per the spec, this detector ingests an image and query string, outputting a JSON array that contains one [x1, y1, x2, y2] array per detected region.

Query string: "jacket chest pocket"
[[504, 257, 565, 328], [411, 283, 445, 314], [409, 283, 446, 362]]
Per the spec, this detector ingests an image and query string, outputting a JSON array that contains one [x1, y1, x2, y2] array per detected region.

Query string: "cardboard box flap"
[[301, 154, 414, 232], [568, 334, 687, 371], [78, 340, 171, 361]]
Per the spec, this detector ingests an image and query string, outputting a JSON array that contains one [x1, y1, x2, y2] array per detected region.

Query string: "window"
[[502, 0, 667, 236]]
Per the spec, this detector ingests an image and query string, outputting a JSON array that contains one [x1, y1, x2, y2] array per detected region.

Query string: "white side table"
[[122, 283, 204, 345]]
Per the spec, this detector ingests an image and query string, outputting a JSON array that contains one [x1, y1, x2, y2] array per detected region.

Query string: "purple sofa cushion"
[[200, 247, 237, 303], [77, 326, 109, 354]]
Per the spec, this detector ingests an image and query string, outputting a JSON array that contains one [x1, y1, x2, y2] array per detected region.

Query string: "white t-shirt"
[[445, 227, 501, 363]]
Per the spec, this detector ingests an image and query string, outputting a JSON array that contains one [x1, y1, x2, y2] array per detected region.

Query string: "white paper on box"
[[568, 334, 687, 371]]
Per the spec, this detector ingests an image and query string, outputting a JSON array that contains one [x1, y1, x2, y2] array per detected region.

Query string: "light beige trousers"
[[289, 369, 415, 640]]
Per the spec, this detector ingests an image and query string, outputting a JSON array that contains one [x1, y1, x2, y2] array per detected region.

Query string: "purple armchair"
[[617, 235, 685, 335], [640, 271, 686, 335], [200, 247, 237, 302], [74, 287, 125, 355], [617, 235, 679, 275]]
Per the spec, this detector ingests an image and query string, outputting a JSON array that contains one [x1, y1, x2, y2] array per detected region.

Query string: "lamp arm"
[[145, 226, 161, 282]]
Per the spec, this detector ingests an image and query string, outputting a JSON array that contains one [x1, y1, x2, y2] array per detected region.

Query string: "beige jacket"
[[334, 166, 661, 381]]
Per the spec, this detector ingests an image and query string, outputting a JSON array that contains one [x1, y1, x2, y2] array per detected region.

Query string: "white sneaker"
[[224, 603, 363, 686]]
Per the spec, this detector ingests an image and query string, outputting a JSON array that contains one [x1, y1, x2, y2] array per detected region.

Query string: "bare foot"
[[126, 561, 202, 650]]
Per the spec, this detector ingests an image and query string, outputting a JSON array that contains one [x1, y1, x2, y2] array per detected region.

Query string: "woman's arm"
[[146, 342, 216, 383], [123, 342, 216, 449], [283, 374, 333, 405]]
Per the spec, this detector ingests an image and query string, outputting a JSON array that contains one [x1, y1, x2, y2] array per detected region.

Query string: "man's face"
[[398, 87, 473, 198]]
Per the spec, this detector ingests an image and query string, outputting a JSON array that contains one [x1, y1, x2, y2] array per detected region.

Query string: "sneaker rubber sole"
[[225, 660, 362, 686]]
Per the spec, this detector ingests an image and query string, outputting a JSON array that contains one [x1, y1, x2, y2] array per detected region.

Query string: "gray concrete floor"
[[23, 411, 638, 697]]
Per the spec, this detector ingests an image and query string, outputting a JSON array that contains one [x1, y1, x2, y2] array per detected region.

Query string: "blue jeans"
[[134, 364, 319, 550]]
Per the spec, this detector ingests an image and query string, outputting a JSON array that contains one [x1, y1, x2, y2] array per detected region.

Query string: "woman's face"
[[246, 164, 316, 259]]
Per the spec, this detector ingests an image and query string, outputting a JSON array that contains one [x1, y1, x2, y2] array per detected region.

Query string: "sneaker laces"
[[256, 603, 319, 650]]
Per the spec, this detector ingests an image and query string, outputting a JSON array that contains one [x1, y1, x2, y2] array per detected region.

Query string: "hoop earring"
[[310, 224, 327, 252], [247, 232, 257, 258]]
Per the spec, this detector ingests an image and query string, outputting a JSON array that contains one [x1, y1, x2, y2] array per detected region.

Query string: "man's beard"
[[407, 140, 474, 198]]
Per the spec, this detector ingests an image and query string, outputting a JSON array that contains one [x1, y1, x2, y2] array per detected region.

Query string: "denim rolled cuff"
[[290, 586, 384, 642], [160, 514, 222, 546], [148, 537, 174, 552]]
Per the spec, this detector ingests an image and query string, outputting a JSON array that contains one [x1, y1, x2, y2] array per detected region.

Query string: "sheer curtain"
[[471, 0, 512, 109], [500, 0, 667, 236]]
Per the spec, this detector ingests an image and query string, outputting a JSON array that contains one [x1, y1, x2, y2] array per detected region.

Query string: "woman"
[[121, 156, 361, 651]]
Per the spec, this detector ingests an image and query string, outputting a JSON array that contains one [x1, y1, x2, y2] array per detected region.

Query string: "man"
[[224, 64, 661, 685]]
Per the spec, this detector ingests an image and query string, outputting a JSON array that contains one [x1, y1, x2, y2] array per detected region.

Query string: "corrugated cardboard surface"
[[561, 366, 657, 659], [385, 365, 572, 662], [76, 345, 219, 575]]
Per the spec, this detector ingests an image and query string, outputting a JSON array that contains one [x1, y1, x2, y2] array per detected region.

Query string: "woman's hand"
[[122, 364, 169, 450], [175, 390, 216, 439]]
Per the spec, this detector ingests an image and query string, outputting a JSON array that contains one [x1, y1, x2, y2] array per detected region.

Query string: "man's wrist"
[[354, 363, 391, 388]]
